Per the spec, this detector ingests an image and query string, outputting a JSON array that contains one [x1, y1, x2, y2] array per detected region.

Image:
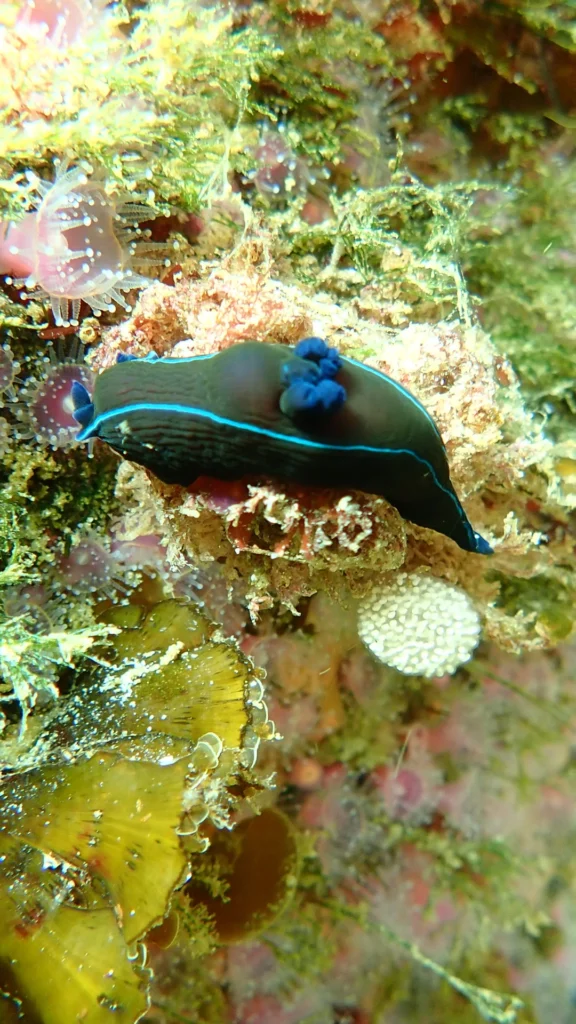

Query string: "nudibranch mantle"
[[72, 338, 492, 555]]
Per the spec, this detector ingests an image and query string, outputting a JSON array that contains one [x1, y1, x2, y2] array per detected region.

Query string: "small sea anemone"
[[54, 532, 159, 600], [14, 344, 94, 447], [0, 162, 162, 326], [173, 562, 250, 639], [2, 583, 56, 633], [245, 126, 312, 200], [357, 572, 482, 677], [55, 536, 120, 596], [55, 530, 181, 601], [110, 531, 171, 577], [0, 0, 122, 126], [15, 0, 109, 50]]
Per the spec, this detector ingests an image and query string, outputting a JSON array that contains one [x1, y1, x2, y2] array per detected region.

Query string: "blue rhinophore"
[[281, 360, 321, 387], [294, 336, 342, 379], [280, 376, 347, 418], [71, 338, 493, 555], [280, 337, 347, 418], [71, 380, 94, 428], [116, 352, 139, 363], [116, 350, 160, 363]]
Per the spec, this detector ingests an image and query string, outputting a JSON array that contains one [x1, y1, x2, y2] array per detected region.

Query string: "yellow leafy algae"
[[0, 598, 272, 1022]]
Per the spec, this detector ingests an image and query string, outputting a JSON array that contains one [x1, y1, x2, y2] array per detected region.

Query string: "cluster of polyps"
[[14, 347, 94, 448], [0, 164, 162, 326]]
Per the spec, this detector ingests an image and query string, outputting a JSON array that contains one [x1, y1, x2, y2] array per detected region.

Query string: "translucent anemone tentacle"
[[105, 287, 133, 311]]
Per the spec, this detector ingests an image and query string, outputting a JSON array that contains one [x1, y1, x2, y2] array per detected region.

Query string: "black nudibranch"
[[72, 337, 492, 555]]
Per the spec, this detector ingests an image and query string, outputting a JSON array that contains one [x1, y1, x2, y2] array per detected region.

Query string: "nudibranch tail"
[[473, 532, 493, 556], [71, 338, 493, 556]]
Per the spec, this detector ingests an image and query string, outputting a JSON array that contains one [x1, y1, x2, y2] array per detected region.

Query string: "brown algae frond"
[[0, 597, 274, 1021]]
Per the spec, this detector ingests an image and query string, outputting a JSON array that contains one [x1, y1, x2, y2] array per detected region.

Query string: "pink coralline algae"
[[90, 264, 314, 370], [0, 164, 157, 326], [248, 596, 355, 745], [370, 750, 443, 825]]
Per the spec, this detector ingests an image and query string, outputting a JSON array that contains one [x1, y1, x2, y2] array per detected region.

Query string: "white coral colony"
[[0, 163, 156, 326], [358, 573, 481, 677]]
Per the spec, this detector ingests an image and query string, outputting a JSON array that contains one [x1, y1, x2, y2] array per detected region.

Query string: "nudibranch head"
[[0, 163, 159, 326], [71, 338, 493, 555]]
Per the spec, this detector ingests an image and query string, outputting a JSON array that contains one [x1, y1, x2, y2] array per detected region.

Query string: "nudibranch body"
[[72, 338, 492, 555]]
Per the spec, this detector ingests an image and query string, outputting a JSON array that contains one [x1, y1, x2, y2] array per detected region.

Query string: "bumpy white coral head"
[[358, 573, 481, 678]]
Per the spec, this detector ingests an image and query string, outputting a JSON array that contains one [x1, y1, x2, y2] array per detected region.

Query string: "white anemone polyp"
[[358, 572, 482, 678], [1, 164, 155, 327]]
